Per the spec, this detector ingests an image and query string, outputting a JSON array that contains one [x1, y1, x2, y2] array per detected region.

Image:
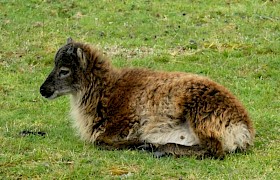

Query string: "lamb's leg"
[[155, 143, 209, 158], [160, 136, 224, 159], [137, 143, 155, 152], [138, 143, 209, 159], [136, 143, 167, 157], [198, 137, 225, 159], [188, 114, 226, 159], [96, 137, 145, 150]]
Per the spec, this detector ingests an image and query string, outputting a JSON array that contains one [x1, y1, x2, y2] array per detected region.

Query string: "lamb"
[[40, 38, 255, 159]]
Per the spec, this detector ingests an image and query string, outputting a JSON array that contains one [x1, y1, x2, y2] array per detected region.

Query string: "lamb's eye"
[[59, 68, 70, 78]]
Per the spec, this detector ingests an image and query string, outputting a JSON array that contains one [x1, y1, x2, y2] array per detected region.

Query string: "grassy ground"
[[0, 0, 279, 179]]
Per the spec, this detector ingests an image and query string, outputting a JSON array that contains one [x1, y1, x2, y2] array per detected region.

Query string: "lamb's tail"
[[222, 121, 255, 153]]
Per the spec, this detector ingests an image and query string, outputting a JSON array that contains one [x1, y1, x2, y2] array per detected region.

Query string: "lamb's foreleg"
[[95, 136, 145, 150]]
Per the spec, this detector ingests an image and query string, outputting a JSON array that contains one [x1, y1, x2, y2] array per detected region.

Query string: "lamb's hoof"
[[215, 154, 225, 160], [153, 151, 167, 158], [137, 144, 154, 152], [205, 150, 225, 160]]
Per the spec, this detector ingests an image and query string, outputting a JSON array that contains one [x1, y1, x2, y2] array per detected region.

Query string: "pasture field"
[[0, 0, 279, 179]]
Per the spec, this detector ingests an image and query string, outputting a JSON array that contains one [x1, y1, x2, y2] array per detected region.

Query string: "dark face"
[[40, 43, 83, 99]]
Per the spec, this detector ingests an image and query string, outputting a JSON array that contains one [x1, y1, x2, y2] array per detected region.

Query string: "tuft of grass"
[[0, 0, 279, 179]]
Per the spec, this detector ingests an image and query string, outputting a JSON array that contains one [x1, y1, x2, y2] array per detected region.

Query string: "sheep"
[[40, 38, 255, 159]]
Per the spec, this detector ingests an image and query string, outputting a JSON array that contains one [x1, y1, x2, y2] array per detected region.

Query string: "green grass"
[[0, 0, 279, 179]]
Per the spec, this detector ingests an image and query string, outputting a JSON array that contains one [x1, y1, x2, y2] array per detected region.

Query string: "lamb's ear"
[[67, 45, 75, 54], [77, 48, 87, 69], [67, 37, 73, 44]]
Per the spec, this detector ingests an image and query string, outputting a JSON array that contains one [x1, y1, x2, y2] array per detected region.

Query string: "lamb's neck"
[[71, 67, 120, 120]]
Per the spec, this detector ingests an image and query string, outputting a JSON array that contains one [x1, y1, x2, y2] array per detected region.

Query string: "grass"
[[0, 0, 279, 179]]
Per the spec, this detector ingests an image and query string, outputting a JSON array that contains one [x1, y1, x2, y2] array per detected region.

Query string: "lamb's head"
[[40, 38, 88, 99]]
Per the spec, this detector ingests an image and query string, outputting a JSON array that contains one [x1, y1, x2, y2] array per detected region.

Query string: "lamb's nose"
[[40, 86, 46, 96], [39, 86, 53, 98]]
